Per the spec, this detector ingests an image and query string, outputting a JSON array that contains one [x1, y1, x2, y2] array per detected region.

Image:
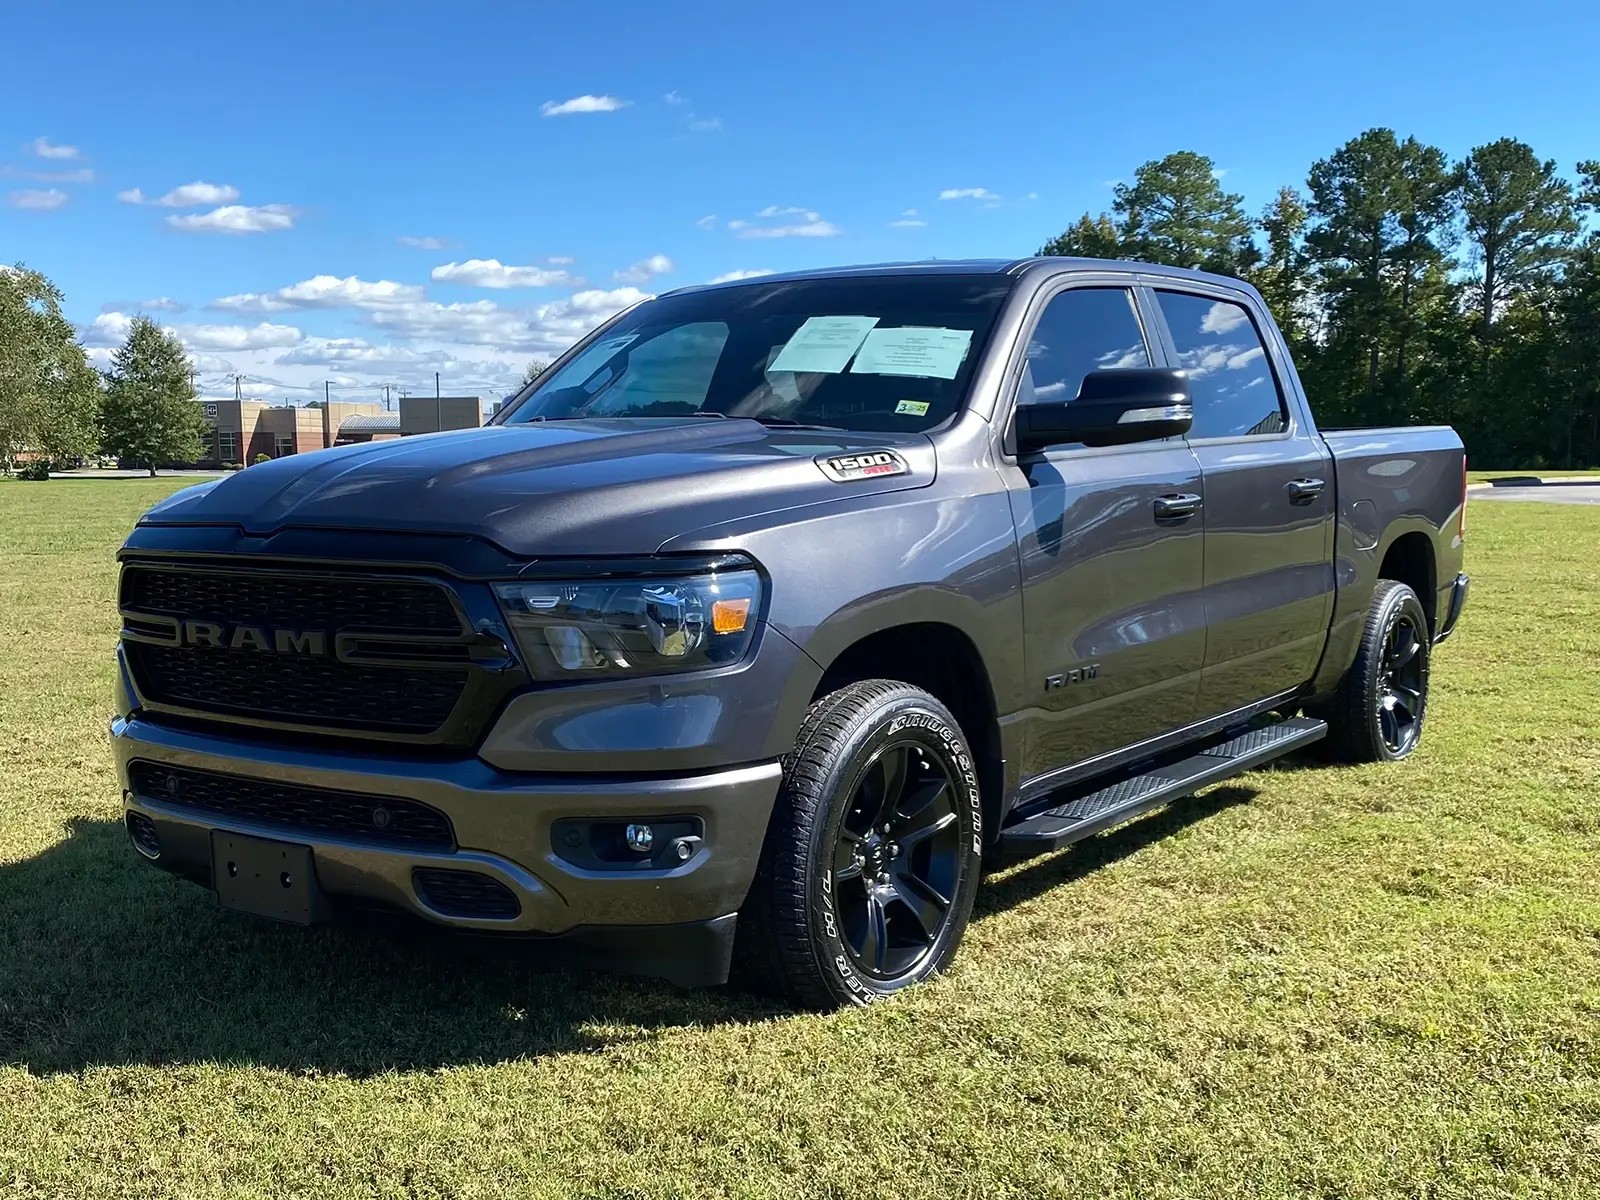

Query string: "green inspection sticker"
[[894, 399, 931, 416]]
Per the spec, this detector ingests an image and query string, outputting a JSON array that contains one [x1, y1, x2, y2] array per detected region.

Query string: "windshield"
[[500, 274, 1014, 433]]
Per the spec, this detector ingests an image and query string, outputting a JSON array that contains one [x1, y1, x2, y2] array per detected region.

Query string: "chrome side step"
[[994, 717, 1327, 865]]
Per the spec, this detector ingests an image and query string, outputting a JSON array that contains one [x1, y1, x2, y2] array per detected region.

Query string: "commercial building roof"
[[339, 413, 402, 434]]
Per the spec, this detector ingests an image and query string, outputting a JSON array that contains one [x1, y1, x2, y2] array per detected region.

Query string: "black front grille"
[[125, 642, 468, 733], [120, 563, 471, 736], [121, 565, 461, 633], [413, 868, 521, 919], [129, 761, 456, 852]]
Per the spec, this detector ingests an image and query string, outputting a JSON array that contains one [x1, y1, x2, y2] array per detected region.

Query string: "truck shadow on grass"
[[1, 788, 1252, 1075]]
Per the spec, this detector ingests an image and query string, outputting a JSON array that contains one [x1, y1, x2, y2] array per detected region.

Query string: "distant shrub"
[[224, 461, 243, 471], [17, 460, 53, 481], [252, 453, 272, 466]]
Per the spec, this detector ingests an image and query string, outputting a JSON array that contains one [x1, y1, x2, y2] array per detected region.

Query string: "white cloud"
[[101, 297, 187, 314], [1212, 167, 1228, 180], [939, 187, 1000, 201], [890, 218, 926, 228], [757, 205, 819, 220], [688, 117, 723, 133], [275, 337, 453, 368], [737, 219, 839, 239], [1200, 301, 1249, 335], [613, 254, 674, 284], [167, 204, 296, 234], [547, 255, 576, 265], [212, 275, 425, 313], [1, 165, 93, 183], [177, 321, 304, 351], [707, 269, 774, 283], [81, 312, 134, 346], [119, 181, 240, 207], [901, 208, 918, 216], [663, 90, 686, 105], [7, 188, 68, 210], [29, 137, 80, 160], [431, 259, 578, 289], [1024, 191, 1040, 200], [369, 287, 650, 354], [696, 214, 718, 230], [398, 235, 451, 250], [541, 94, 629, 117]]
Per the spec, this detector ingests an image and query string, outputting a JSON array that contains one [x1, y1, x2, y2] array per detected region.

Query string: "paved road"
[[1472, 483, 1600, 506]]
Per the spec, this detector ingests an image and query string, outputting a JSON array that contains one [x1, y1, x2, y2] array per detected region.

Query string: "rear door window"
[[1154, 291, 1286, 438]]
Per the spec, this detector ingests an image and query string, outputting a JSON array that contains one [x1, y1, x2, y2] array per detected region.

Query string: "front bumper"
[[113, 715, 781, 982]]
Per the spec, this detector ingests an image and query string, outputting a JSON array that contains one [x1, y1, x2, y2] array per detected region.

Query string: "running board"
[[995, 717, 1327, 865]]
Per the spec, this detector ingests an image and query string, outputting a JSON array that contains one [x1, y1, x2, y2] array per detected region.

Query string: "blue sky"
[[4, 0, 1598, 405]]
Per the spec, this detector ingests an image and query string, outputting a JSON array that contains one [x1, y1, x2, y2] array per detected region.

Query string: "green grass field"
[[2, 480, 1598, 1199]]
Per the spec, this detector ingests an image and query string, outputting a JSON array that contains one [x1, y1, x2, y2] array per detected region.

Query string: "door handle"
[[1286, 477, 1326, 502], [1153, 492, 1203, 521]]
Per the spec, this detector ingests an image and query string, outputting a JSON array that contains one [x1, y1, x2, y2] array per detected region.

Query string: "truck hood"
[[139, 418, 936, 557]]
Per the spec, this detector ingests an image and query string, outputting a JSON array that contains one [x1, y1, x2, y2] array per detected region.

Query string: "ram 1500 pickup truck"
[[114, 258, 1469, 1009]]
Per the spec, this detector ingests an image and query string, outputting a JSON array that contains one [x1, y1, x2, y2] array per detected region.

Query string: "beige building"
[[194, 396, 482, 465]]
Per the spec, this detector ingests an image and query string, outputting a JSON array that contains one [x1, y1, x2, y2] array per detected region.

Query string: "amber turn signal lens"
[[711, 597, 752, 634]]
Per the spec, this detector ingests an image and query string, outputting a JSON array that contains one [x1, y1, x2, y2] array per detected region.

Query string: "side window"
[[1019, 287, 1150, 409], [589, 322, 729, 415], [1154, 291, 1286, 438]]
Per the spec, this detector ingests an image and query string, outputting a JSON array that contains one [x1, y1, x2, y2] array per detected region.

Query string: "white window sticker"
[[850, 326, 973, 379], [768, 316, 880, 374]]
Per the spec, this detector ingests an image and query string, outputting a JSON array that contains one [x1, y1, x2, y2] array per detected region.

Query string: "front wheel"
[[736, 680, 983, 1010], [1315, 579, 1431, 763]]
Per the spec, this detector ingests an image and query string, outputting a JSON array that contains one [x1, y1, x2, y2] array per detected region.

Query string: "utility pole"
[[435, 371, 442, 432], [324, 381, 331, 409], [232, 374, 243, 401], [383, 384, 391, 411]]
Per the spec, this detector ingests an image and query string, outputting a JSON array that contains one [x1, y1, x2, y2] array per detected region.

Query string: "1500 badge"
[[816, 451, 910, 483]]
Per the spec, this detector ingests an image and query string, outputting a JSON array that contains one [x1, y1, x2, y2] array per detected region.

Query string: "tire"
[[736, 680, 984, 1010], [1315, 579, 1431, 763]]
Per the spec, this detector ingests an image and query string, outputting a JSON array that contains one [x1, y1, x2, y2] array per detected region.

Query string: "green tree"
[[0, 264, 103, 474], [1114, 151, 1254, 274], [522, 358, 551, 385], [101, 316, 206, 475], [1037, 212, 1121, 259], [1460, 138, 1579, 339], [1248, 188, 1311, 343]]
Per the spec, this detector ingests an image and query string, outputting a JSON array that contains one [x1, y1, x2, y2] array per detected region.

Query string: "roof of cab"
[[670, 256, 1256, 294]]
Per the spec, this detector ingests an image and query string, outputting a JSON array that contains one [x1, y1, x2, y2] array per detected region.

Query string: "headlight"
[[492, 568, 762, 681]]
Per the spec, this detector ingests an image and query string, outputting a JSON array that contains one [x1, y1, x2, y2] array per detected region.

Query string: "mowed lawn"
[[2, 479, 1598, 1200]]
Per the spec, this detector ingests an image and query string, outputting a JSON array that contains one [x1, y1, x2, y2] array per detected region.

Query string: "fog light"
[[624, 823, 654, 853]]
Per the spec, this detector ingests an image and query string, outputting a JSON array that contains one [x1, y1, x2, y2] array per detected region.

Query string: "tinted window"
[[503, 275, 1015, 433], [1155, 291, 1286, 438], [1019, 287, 1150, 408]]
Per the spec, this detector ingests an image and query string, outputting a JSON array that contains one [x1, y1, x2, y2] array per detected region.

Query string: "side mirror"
[[1012, 368, 1193, 454]]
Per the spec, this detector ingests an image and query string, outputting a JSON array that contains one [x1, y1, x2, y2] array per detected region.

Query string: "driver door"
[[999, 284, 1207, 788]]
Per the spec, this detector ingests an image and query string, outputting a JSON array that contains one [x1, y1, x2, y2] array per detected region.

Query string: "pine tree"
[[1037, 213, 1121, 259], [1113, 151, 1254, 274], [101, 316, 207, 475]]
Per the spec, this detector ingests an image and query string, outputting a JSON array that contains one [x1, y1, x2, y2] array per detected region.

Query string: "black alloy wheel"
[[831, 739, 961, 980], [736, 680, 983, 1009], [1314, 578, 1432, 763], [1377, 610, 1426, 755]]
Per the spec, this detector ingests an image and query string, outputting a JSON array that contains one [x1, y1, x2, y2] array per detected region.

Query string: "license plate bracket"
[[212, 832, 324, 924]]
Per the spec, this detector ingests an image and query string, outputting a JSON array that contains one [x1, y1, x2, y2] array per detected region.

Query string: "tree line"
[[1040, 132, 1600, 468], [0, 268, 206, 476]]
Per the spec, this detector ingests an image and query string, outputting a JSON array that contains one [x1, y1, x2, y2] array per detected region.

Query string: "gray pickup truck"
[[114, 258, 1468, 1008]]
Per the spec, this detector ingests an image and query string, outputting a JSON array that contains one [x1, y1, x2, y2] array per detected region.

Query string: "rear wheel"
[[736, 680, 983, 1009], [1316, 579, 1431, 763]]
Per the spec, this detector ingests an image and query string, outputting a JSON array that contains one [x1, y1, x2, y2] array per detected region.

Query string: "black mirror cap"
[[1012, 368, 1193, 454]]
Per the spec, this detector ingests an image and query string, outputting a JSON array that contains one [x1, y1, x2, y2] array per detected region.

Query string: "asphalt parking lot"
[[1473, 479, 1600, 506]]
